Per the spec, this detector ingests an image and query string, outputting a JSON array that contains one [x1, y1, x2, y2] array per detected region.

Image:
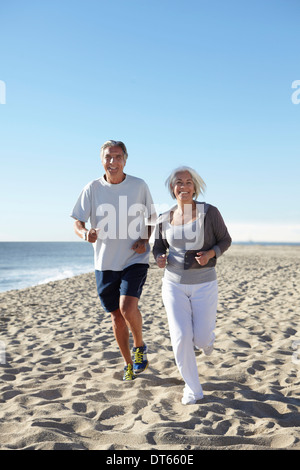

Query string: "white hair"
[[165, 166, 206, 199], [100, 140, 128, 161]]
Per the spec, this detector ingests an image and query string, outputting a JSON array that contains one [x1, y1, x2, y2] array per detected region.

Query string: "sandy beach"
[[1, 244, 300, 450]]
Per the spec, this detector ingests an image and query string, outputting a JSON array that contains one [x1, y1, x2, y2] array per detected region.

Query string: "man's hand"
[[74, 220, 98, 243], [87, 228, 98, 243], [132, 239, 148, 254]]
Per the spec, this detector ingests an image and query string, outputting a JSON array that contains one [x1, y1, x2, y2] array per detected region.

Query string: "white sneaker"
[[181, 396, 197, 405], [203, 344, 214, 356], [181, 389, 203, 405]]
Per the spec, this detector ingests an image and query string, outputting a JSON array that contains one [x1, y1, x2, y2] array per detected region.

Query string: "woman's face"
[[172, 171, 195, 203]]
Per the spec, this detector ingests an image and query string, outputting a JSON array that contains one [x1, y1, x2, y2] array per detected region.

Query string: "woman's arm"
[[152, 221, 169, 265]]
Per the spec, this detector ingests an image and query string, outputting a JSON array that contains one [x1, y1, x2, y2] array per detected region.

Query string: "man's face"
[[102, 145, 126, 184]]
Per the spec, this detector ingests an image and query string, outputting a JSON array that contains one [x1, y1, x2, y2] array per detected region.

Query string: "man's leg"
[[119, 294, 148, 375], [110, 307, 132, 365], [119, 263, 148, 349], [96, 264, 148, 378], [119, 295, 143, 348], [95, 270, 133, 368]]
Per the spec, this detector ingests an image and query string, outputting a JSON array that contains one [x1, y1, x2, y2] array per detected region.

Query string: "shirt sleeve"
[[211, 206, 232, 257], [152, 217, 169, 260], [143, 182, 157, 227], [70, 184, 92, 223]]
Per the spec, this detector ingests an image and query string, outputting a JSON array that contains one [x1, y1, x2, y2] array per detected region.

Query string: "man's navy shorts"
[[95, 263, 149, 313]]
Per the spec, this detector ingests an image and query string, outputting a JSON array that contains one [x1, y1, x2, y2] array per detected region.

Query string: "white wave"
[[0, 266, 93, 293], [37, 267, 92, 286]]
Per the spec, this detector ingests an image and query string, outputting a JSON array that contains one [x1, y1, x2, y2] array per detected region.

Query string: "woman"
[[153, 166, 231, 404]]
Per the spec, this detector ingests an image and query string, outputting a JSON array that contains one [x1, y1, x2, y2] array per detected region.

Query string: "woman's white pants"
[[162, 278, 218, 401]]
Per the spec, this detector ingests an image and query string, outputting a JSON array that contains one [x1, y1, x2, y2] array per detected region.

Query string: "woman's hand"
[[195, 250, 215, 266], [156, 254, 167, 268]]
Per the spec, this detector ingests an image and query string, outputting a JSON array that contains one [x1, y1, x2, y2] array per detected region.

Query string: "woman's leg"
[[162, 278, 203, 401], [190, 280, 218, 352]]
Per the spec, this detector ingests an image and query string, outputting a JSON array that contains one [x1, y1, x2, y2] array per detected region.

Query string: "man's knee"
[[111, 309, 125, 327], [119, 295, 139, 320]]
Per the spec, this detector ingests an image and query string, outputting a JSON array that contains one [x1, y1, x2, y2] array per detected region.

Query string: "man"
[[71, 140, 156, 381]]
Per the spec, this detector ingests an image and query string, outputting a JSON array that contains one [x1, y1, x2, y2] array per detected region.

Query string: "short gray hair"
[[165, 166, 206, 199], [100, 140, 128, 161]]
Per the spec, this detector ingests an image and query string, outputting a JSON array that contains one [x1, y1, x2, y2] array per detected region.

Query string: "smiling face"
[[101, 145, 126, 184], [171, 170, 195, 204]]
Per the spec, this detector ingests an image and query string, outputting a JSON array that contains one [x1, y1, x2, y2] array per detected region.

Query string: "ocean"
[[0, 242, 95, 293], [0, 241, 299, 294]]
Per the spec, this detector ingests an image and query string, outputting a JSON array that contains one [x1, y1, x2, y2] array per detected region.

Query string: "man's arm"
[[74, 220, 97, 243]]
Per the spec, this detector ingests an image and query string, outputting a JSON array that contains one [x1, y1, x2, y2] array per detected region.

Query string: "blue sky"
[[0, 0, 299, 242]]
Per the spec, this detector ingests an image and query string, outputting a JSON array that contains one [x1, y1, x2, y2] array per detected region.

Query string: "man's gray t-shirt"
[[71, 174, 156, 271]]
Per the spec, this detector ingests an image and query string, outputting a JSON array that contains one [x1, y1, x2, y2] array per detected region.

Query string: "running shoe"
[[132, 344, 149, 375], [181, 392, 203, 405], [181, 396, 197, 405], [123, 363, 135, 381], [181, 385, 203, 405], [203, 343, 214, 356]]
